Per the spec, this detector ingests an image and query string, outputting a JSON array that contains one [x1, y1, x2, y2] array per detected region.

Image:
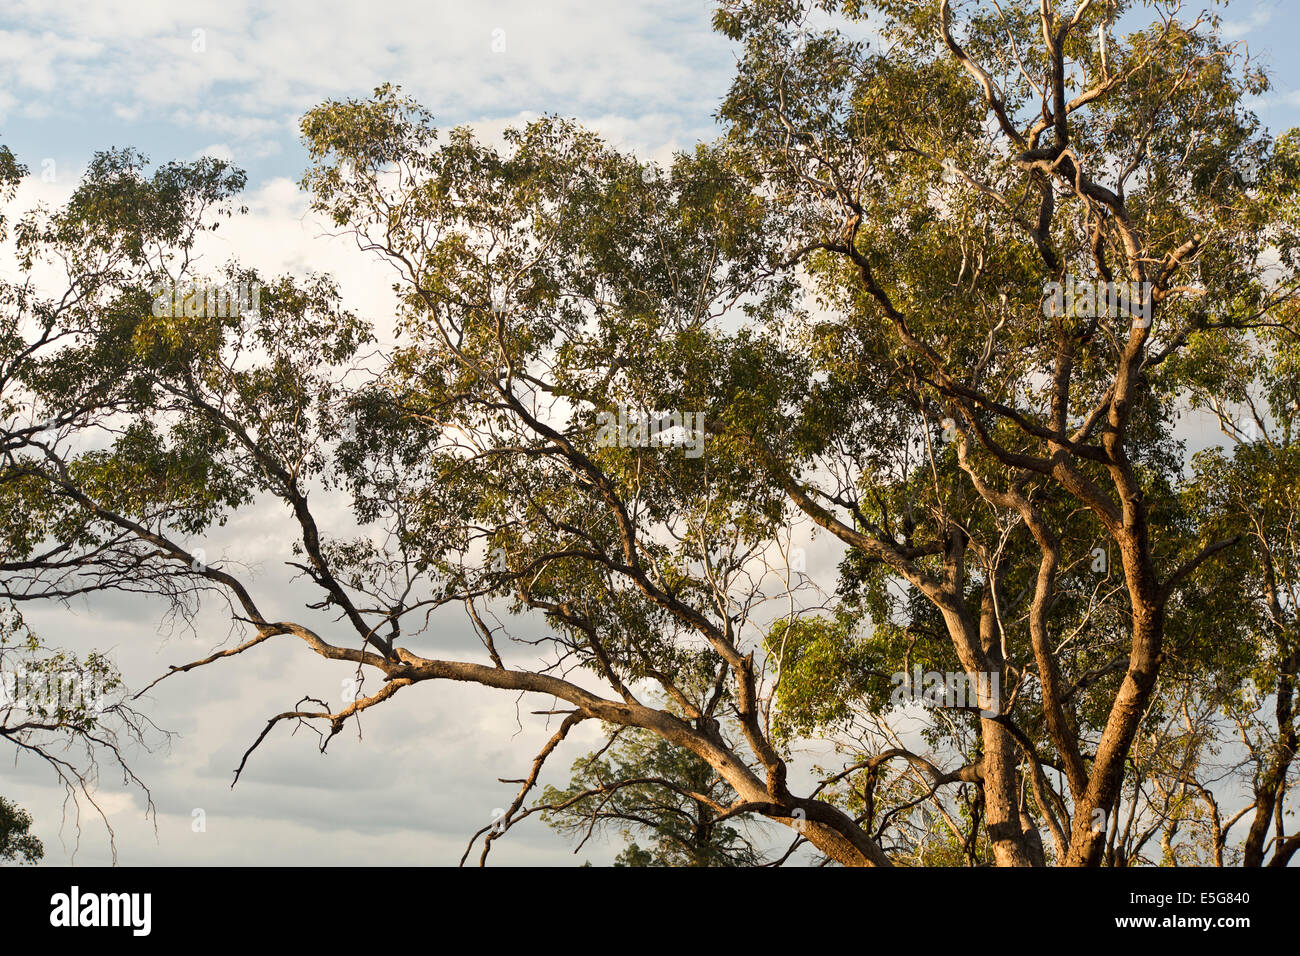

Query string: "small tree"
[[538, 722, 767, 866], [0, 795, 42, 864]]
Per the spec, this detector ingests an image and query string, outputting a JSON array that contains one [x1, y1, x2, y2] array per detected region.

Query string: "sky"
[[2, 0, 1299, 866]]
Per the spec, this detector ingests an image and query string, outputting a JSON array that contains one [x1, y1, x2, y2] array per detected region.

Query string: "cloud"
[[1220, 5, 1274, 40], [0, 0, 732, 170]]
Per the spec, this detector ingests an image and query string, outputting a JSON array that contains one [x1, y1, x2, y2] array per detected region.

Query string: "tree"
[[1176, 315, 1300, 866], [1, 1, 1297, 867], [537, 718, 768, 866], [0, 145, 239, 856], [0, 795, 42, 863], [713, 0, 1298, 865]]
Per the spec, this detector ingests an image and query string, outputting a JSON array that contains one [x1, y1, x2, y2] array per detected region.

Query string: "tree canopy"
[[2, 0, 1298, 866]]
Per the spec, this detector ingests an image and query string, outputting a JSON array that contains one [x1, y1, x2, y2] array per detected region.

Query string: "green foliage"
[[540, 724, 766, 867], [5, 2, 1300, 866], [0, 796, 42, 864]]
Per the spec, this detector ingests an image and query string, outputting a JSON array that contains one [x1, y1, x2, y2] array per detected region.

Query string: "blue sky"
[[1, 0, 1297, 867], [1, 0, 1298, 193], [0, 0, 737, 189]]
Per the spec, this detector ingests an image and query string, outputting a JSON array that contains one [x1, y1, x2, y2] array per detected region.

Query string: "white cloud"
[[193, 142, 234, 163], [0, 0, 730, 159], [1221, 5, 1274, 40]]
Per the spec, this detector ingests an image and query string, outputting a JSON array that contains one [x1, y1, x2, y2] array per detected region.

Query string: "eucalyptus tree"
[[4, 106, 895, 865], [713, 0, 1300, 864], [0, 145, 242, 849], [2, 0, 1298, 869], [294, 96, 898, 865], [1176, 316, 1300, 867], [537, 718, 768, 866], [0, 794, 41, 863]]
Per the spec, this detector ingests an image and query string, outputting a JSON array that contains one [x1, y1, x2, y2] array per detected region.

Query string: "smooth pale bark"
[[1064, 550, 1164, 866], [982, 717, 1037, 866], [396, 650, 895, 866], [976, 572, 1040, 866]]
